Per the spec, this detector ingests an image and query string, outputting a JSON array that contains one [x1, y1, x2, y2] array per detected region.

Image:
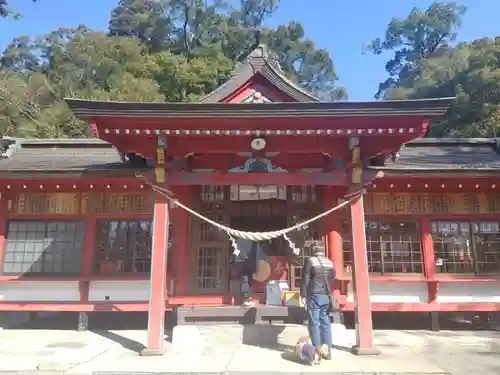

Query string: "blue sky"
[[0, 0, 497, 100]]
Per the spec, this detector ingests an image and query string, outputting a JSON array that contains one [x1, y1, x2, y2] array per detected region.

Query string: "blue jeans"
[[306, 294, 332, 348]]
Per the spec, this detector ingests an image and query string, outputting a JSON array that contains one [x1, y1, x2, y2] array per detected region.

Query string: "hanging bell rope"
[[136, 173, 365, 244]]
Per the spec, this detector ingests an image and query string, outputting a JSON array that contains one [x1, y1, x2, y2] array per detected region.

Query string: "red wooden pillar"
[[77, 217, 97, 331], [326, 215, 343, 273], [421, 218, 437, 299], [421, 217, 440, 330], [324, 188, 343, 300], [350, 195, 380, 355], [0, 192, 9, 270], [173, 187, 192, 296], [142, 191, 169, 356]]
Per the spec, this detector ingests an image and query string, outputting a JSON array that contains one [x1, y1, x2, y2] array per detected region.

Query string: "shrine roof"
[[1, 137, 500, 176], [65, 97, 454, 119], [0, 138, 142, 177], [198, 44, 318, 103], [373, 138, 500, 175]]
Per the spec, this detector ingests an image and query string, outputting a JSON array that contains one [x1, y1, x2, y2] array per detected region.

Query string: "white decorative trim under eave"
[[102, 128, 416, 136]]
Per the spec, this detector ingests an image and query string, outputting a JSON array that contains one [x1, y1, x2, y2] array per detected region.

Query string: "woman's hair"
[[305, 239, 325, 255], [311, 245, 325, 255]]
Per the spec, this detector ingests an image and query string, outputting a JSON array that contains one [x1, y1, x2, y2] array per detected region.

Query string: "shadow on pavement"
[[280, 350, 305, 364], [242, 323, 289, 351], [90, 329, 146, 353]]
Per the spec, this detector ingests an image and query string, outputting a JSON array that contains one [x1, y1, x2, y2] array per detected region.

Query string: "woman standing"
[[300, 244, 335, 359]]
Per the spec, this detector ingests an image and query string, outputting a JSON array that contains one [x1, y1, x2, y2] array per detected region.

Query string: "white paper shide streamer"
[[136, 174, 364, 256]]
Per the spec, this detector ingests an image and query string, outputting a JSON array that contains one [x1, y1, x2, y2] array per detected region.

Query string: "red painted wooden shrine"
[[0, 45, 499, 356]]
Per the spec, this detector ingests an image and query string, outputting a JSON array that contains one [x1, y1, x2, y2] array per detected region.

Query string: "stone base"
[[140, 347, 167, 356], [172, 325, 204, 354], [77, 312, 89, 332], [331, 323, 352, 348], [351, 345, 381, 356]]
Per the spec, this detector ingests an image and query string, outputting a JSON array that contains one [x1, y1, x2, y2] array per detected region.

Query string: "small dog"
[[294, 336, 321, 365]]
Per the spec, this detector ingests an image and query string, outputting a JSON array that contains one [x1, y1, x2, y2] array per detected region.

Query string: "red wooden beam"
[[1, 300, 498, 313], [0, 302, 155, 312], [99, 115, 427, 132], [341, 302, 500, 312], [167, 137, 347, 155], [371, 176, 500, 192], [186, 154, 327, 171], [168, 170, 382, 186]]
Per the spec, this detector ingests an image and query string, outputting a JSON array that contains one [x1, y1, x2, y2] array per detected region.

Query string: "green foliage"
[[368, 1, 500, 137], [409, 38, 500, 137], [1, 0, 344, 137], [1, 0, 38, 20], [368, 1, 467, 100]]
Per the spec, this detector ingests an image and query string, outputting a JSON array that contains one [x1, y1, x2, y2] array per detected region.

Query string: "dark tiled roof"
[[380, 138, 500, 172], [65, 97, 454, 119], [1, 137, 500, 176], [0, 138, 125, 172], [198, 45, 319, 103]]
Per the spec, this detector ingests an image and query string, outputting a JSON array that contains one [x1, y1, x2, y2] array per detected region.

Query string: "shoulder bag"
[[316, 256, 339, 313]]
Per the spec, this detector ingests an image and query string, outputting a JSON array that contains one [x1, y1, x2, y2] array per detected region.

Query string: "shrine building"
[[0, 45, 499, 356]]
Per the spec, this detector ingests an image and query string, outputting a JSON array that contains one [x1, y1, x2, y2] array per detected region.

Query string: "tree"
[[370, 2, 500, 137], [367, 2, 467, 99], [109, 0, 172, 53], [0, 0, 8, 18], [407, 38, 500, 137], [1, 0, 346, 138], [1, 0, 38, 20], [108, 0, 345, 99], [0, 27, 165, 137], [153, 47, 234, 102]]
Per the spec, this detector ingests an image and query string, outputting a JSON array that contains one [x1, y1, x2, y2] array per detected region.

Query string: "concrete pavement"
[[0, 324, 499, 374]]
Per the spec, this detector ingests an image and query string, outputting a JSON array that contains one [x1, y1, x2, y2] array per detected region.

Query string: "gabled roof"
[[198, 44, 319, 103]]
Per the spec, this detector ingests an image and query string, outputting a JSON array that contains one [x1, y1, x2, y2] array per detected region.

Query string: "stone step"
[[175, 304, 344, 326]]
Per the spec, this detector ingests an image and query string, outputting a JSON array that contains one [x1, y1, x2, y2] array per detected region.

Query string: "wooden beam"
[[168, 170, 382, 186], [2, 300, 500, 313], [167, 137, 347, 155]]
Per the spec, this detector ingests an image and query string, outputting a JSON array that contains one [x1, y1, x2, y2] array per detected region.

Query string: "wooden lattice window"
[[432, 221, 500, 275], [365, 220, 423, 274], [200, 186, 226, 202], [341, 219, 423, 274], [191, 186, 229, 293], [290, 186, 317, 203], [473, 221, 500, 274], [288, 186, 323, 289], [341, 218, 353, 274], [2, 221, 85, 274], [94, 220, 154, 274], [290, 244, 315, 289], [195, 246, 225, 290], [432, 221, 473, 274]]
